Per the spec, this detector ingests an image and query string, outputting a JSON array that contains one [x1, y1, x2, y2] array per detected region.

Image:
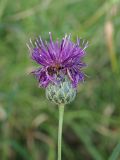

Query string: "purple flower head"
[[27, 33, 88, 88]]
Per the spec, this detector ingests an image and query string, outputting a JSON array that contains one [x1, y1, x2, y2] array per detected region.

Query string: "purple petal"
[[28, 33, 88, 88]]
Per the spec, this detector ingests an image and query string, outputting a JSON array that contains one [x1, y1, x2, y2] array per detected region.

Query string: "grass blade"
[[108, 143, 120, 160]]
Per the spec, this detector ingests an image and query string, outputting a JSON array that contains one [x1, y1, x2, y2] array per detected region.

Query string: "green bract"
[[46, 77, 76, 105]]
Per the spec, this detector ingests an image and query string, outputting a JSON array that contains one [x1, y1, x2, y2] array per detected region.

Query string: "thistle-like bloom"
[[27, 33, 88, 89]]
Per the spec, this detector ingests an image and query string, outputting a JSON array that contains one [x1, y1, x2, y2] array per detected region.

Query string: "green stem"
[[58, 104, 64, 160]]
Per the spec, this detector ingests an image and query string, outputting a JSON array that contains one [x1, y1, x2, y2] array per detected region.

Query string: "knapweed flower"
[[27, 33, 88, 104]]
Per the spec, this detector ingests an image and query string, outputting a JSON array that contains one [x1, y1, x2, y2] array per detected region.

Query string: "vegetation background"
[[0, 0, 120, 159]]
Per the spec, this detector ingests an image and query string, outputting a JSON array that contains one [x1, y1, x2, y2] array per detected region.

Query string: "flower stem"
[[58, 104, 64, 160]]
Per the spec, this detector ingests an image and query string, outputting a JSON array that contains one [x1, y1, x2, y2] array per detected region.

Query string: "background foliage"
[[0, 0, 120, 159]]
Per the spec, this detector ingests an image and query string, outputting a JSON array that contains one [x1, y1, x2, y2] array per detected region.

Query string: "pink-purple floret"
[[27, 33, 88, 88]]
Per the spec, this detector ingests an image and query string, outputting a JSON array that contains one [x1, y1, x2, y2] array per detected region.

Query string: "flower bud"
[[46, 78, 76, 105]]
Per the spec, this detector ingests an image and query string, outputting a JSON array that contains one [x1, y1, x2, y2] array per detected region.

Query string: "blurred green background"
[[0, 0, 120, 159]]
